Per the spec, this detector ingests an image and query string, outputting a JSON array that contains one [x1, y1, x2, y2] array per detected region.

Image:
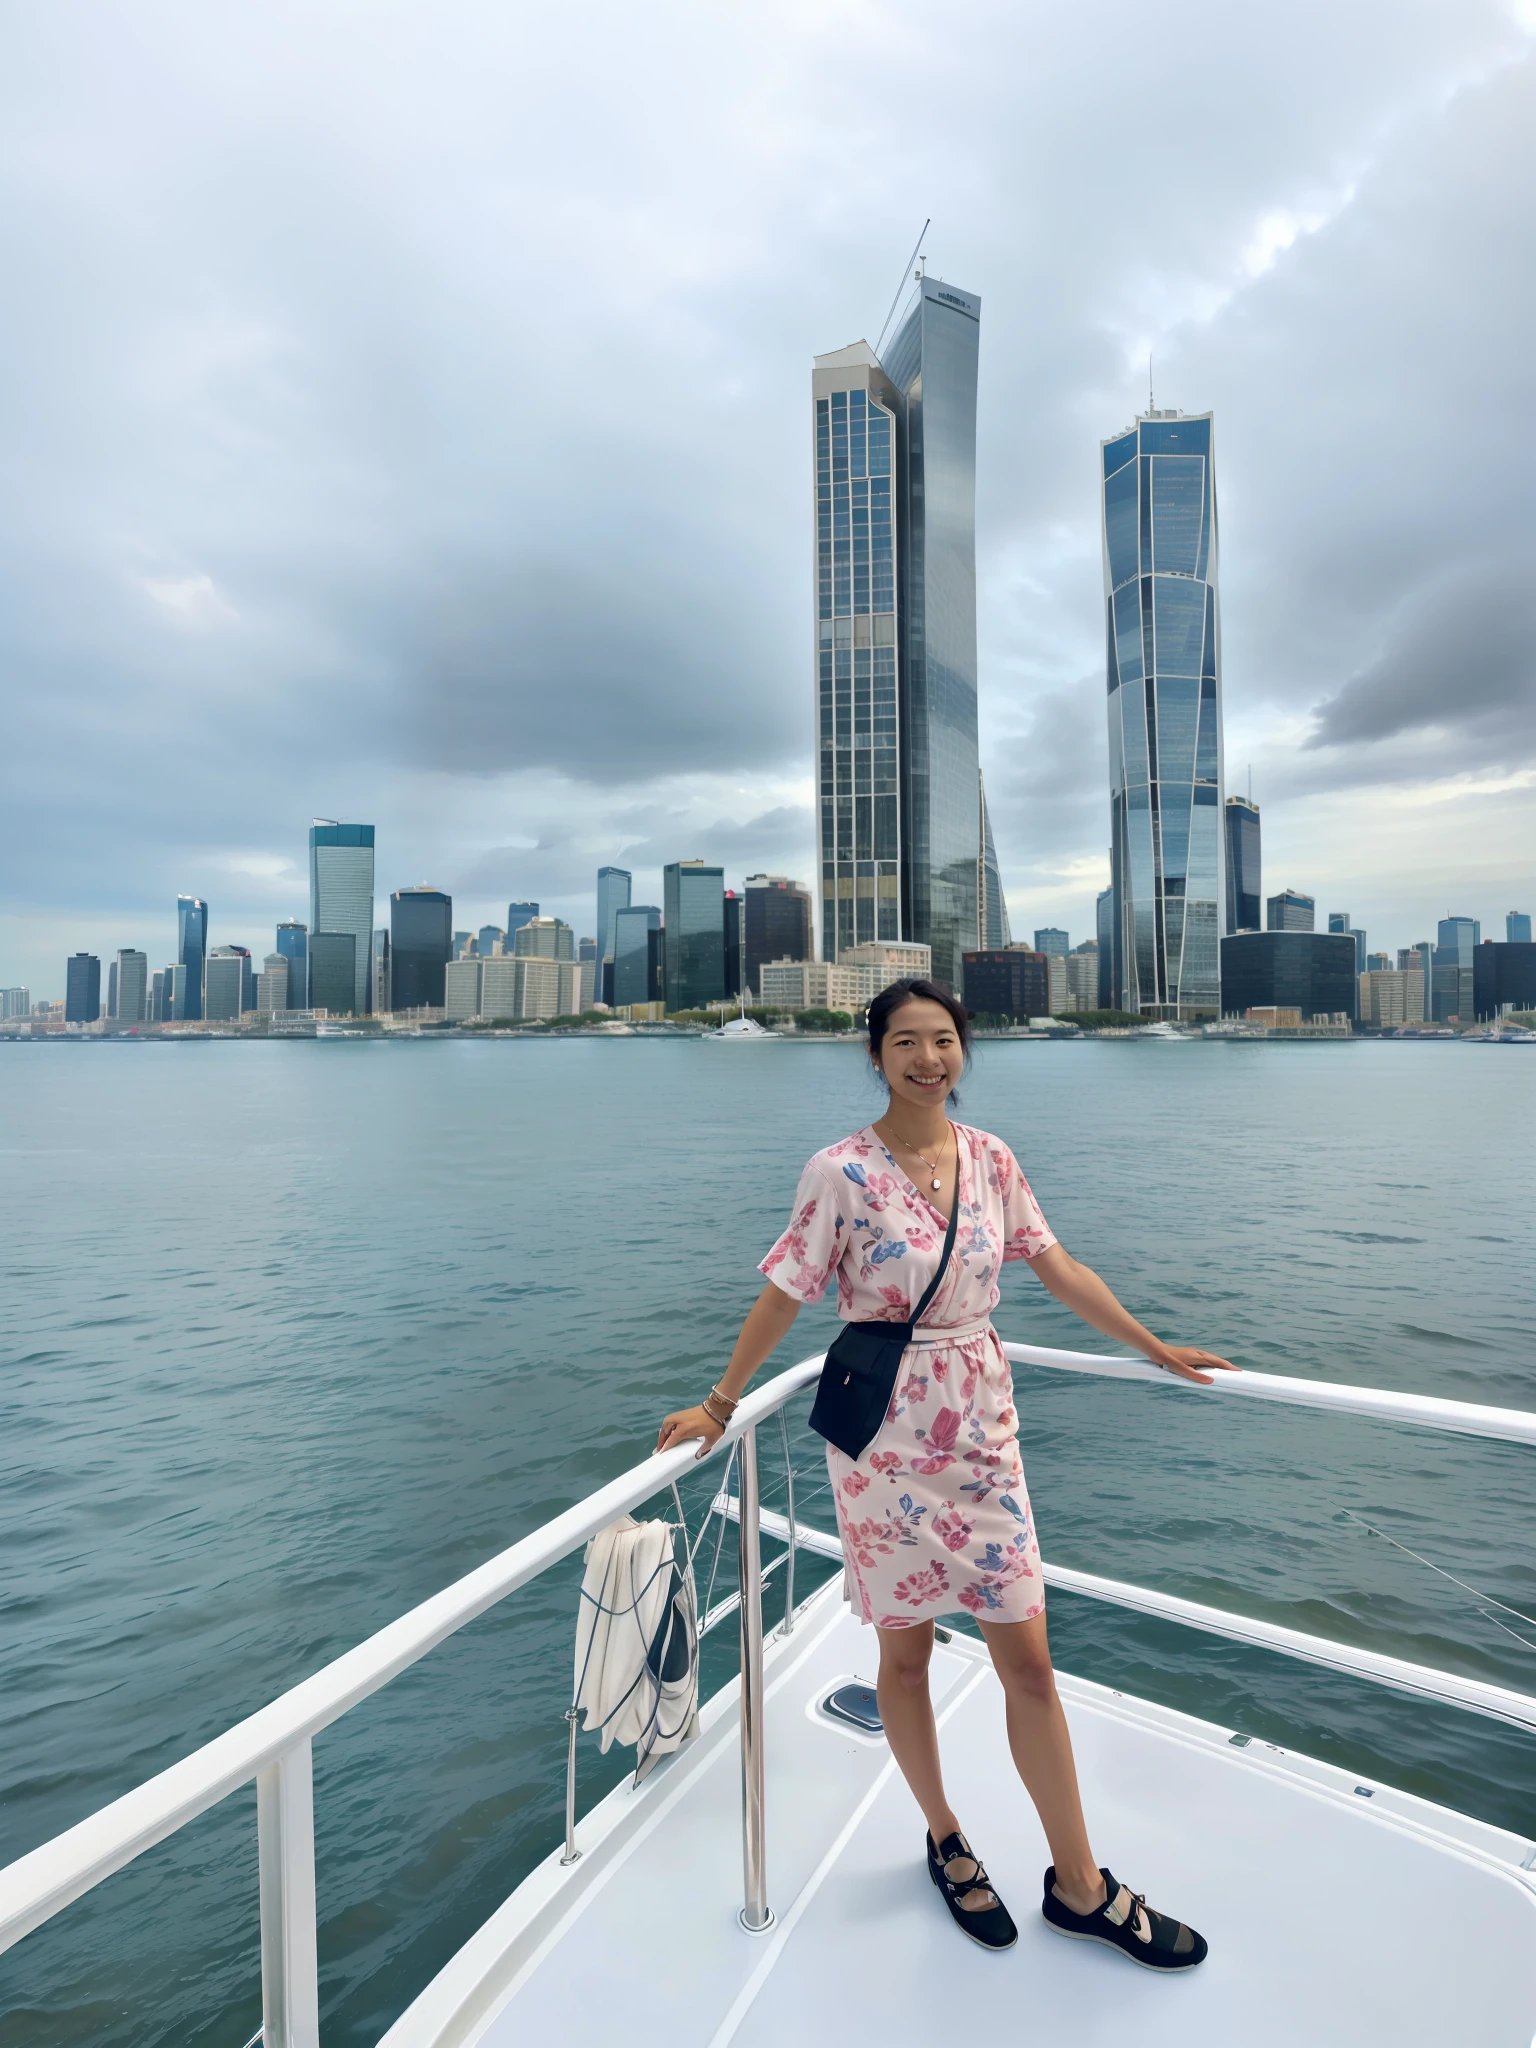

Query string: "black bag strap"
[[910, 1162, 962, 1331]]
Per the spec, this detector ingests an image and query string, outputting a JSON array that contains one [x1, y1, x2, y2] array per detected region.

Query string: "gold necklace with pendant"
[[882, 1120, 949, 1192]]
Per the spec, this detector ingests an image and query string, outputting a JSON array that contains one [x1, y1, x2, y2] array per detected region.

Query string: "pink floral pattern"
[[761, 1123, 1052, 1630]]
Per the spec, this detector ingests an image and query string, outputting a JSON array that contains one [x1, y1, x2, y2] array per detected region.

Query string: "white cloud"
[[137, 572, 241, 629]]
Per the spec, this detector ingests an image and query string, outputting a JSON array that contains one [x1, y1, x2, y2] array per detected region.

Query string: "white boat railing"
[[2, 1344, 1533, 2047]]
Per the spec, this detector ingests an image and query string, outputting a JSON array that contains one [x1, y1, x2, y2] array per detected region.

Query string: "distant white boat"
[[707, 1015, 779, 1040], [1134, 1020, 1190, 1039]]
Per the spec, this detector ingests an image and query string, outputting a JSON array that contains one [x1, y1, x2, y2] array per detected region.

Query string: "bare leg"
[[874, 1622, 999, 1913], [874, 1621, 957, 1842], [977, 1609, 1106, 1914]]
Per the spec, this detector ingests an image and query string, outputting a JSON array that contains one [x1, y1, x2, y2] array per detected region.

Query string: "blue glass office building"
[[1102, 411, 1224, 1017], [813, 279, 981, 990], [177, 895, 208, 1022], [276, 921, 308, 1009], [1224, 796, 1261, 932], [662, 861, 725, 1012], [613, 905, 661, 1009]]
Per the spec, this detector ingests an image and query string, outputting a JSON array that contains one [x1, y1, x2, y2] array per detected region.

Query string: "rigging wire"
[[1338, 1508, 1536, 1640]]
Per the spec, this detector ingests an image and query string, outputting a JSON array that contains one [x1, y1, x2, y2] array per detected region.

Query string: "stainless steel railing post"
[[736, 1424, 774, 1933], [256, 1739, 320, 2048], [560, 1706, 581, 1865]]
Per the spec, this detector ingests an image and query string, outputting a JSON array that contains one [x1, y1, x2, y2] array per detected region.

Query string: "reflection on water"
[[1, 1038, 1532, 2044]]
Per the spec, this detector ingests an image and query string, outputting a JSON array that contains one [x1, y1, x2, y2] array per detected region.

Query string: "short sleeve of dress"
[[995, 1143, 1058, 1263], [758, 1161, 850, 1304]]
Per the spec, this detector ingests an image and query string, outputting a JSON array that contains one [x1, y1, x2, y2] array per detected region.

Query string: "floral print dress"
[[760, 1123, 1057, 1629]]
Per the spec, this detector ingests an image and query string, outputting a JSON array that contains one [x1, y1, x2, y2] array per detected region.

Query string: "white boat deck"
[[383, 1579, 1536, 2048]]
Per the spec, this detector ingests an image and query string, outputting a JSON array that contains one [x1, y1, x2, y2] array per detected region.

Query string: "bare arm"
[[656, 1281, 803, 1458], [1026, 1243, 1238, 1386]]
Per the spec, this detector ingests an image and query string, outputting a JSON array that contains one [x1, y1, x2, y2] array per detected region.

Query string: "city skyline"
[[2, 4, 1534, 996]]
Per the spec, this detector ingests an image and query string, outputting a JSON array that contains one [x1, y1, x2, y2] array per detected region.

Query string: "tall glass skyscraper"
[[1223, 796, 1261, 932], [813, 278, 981, 990], [1433, 915, 1479, 1023], [390, 888, 452, 1008], [177, 895, 208, 1022], [597, 867, 631, 968], [662, 861, 725, 1011], [1102, 410, 1224, 1017], [309, 822, 375, 1014], [276, 920, 308, 1009], [613, 905, 661, 1008]]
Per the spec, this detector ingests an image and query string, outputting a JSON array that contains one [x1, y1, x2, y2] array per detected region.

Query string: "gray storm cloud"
[[0, 0, 1532, 987]]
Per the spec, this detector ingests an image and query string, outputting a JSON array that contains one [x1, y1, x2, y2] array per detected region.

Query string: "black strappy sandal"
[[926, 1831, 1018, 1951], [1041, 1864, 1208, 1970]]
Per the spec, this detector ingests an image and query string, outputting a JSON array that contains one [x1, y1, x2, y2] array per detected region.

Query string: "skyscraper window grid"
[[1102, 410, 1224, 1018], [813, 352, 901, 962], [309, 821, 375, 1014]]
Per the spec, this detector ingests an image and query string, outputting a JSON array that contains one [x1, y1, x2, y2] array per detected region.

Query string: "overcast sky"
[[2, 0, 1533, 996]]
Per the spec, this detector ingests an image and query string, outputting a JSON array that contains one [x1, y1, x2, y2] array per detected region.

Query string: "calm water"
[[2, 1037, 1534, 2044]]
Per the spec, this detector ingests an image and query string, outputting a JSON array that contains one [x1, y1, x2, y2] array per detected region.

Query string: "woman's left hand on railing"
[[655, 1406, 728, 1460]]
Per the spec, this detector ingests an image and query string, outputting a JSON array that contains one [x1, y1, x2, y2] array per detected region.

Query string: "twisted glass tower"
[[1102, 410, 1224, 1017], [813, 280, 981, 989]]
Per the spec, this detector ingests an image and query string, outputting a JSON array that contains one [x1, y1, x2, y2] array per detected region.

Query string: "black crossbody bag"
[[807, 1185, 961, 1461]]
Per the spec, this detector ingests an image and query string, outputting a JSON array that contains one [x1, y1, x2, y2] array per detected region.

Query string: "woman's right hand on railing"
[[655, 1406, 727, 1461]]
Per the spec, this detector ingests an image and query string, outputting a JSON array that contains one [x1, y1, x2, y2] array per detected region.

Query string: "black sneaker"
[[926, 1831, 1018, 1951], [1041, 1864, 1207, 1970]]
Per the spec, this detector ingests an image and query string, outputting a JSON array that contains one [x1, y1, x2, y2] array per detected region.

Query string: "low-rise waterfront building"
[[759, 941, 930, 1017]]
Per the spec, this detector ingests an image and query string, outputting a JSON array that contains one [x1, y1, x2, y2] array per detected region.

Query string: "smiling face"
[[871, 997, 965, 1114]]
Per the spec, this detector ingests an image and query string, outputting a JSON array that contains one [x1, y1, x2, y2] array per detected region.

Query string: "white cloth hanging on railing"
[[574, 1514, 699, 1780]]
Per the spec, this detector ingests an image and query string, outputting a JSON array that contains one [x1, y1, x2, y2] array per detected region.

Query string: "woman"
[[657, 978, 1236, 1968]]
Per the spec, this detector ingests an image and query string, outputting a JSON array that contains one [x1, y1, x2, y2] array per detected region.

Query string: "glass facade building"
[[743, 875, 812, 999], [177, 895, 208, 1022], [276, 921, 308, 1009], [1433, 915, 1479, 1023], [116, 950, 148, 1025], [597, 868, 631, 971], [391, 888, 452, 1009], [65, 952, 101, 1024], [1223, 796, 1261, 932], [1267, 889, 1314, 933], [1506, 912, 1532, 945], [1327, 912, 1367, 976], [978, 773, 1010, 948], [1102, 411, 1224, 1017], [309, 822, 375, 1014], [613, 905, 661, 1008], [1220, 932, 1358, 1021], [308, 931, 358, 1014], [662, 862, 725, 1011], [507, 901, 539, 936], [813, 279, 981, 991], [1095, 887, 1114, 1007]]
